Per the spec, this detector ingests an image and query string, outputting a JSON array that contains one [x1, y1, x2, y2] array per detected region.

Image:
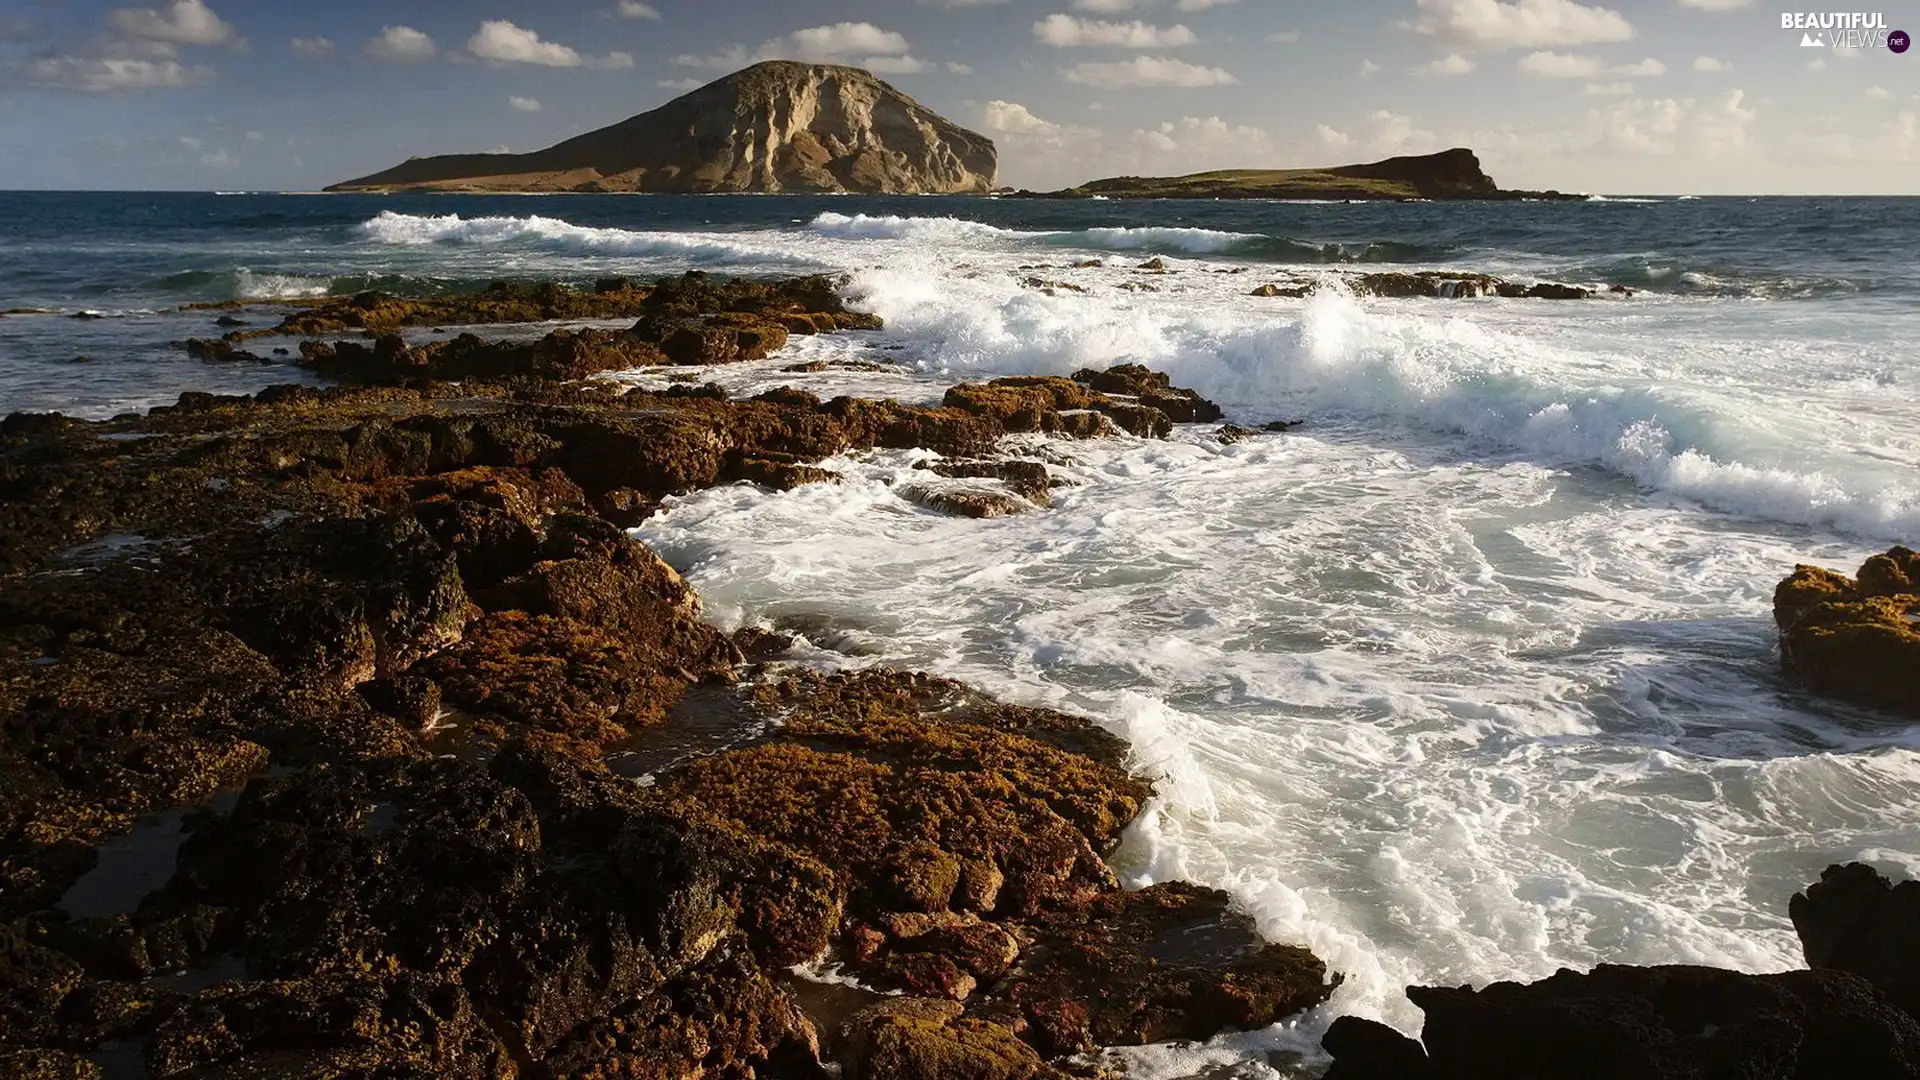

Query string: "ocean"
[[3, 190, 1917, 1069]]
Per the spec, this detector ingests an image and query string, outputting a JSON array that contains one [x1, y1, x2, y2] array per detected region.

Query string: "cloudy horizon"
[[0, 0, 1914, 194]]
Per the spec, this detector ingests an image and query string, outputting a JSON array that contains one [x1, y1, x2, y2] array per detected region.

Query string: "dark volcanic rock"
[[1321, 1016, 1432, 1079], [1792, 862, 1920, 1018], [1324, 965, 1920, 1080], [1772, 547, 1920, 717]]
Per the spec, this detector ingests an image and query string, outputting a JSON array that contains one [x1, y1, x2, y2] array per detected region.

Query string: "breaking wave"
[[842, 263, 1920, 542], [356, 211, 822, 266]]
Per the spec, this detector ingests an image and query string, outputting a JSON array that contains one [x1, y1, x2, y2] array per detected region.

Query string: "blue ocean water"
[[3, 189, 1918, 1067]]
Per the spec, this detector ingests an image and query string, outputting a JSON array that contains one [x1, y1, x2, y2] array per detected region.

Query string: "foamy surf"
[[837, 260, 1920, 543], [356, 210, 825, 267]]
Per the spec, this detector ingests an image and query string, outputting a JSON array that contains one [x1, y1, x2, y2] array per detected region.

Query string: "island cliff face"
[[328, 61, 998, 195]]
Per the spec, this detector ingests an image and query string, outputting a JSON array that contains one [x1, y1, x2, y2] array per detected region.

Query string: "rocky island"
[[328, 62, 997, 195], [1030, 148, 1580, 202]]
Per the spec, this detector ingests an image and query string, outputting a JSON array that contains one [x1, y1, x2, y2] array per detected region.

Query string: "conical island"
[[328, 60, 998, 195]]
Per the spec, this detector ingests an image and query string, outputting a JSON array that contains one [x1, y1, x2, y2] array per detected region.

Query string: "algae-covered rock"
[[841, 999, 1062, 1080], [990, 882, 1338, 1053], [1772, 548, 1920, 717]]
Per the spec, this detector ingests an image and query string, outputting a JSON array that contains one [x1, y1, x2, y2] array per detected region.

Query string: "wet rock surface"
[[1324, 858, 1920, 1079], [1792, 863, 1920, 1019], [1773, 547, 1920, 717], [0, 284, 1310, 1078]]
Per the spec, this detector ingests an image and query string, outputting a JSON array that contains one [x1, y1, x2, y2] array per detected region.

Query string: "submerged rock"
[[1772, 547, 1920, 717]]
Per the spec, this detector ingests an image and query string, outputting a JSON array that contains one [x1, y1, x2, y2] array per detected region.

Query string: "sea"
[[3, 190, 1917, 1074]]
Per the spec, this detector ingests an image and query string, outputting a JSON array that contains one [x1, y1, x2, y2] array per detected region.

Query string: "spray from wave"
[[808, 213, 1453, 263], [841, 264, 1920, 542], [356, 210, 824, 266]]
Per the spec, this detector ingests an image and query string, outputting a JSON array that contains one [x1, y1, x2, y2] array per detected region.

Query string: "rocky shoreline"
[[2, 273, 1916, 1079]]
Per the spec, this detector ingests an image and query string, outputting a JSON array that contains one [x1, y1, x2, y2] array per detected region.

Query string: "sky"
[[0, 0, 1913, 194]]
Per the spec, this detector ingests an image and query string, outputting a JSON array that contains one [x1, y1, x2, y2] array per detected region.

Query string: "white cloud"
[[1063, 55, 1236, 87], [1866, 86, 1890, 100], [243, 129, 263, 140], [1692, 55, 1730, 72], [289, 36, 333, 57], [108, 0, 240, 48], [1268, 30, 1302, 44], [675, 22, 923, 73], [1585, 88, 1755, 156], [177, 135, 201, 149], [20, 56, 213, 91], [1368, 109, 1438, 154], [1317, 124, 1354, 149], [919, 0, 1009, 6], [1411, 0, 1634, 51], [1126, 115, 1273, 164], [980, 99, 1061, 135], [365, 26, 436, 62], [1422, 52, 1477, 75], [1175, 0, 1240, 9], [864, 55, 931, 74], [1585, 80, 1635, 95], [1520, 51, 1662, 78], [1072, 0, 1142, 9], [510, 95, 542, 112], [1035, 15, 1197, 47], [1804, 57, 1827, 71], [658, 77, 705, 90], [201, 148, 234, 168], [1358, 58, 1381, 76], [1522, 51, 1603, 77], [1133, 125, 1178, 152], [946, 61, 975, 73], [1678, 0, 1748, 9], [470, 21, 575, 66], [782, 22, 912, 60], [616, 1, 662, 19]]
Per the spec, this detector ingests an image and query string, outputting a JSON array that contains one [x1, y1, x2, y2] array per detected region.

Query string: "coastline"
[[3, 272, 1918, 1079]]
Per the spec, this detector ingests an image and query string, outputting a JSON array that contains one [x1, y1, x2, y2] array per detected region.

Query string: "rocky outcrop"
[[1324, 861, 1920, 1079], [328, 61, 998, 195], [1323, 965, 1920, 1079], [1772, 547, 1920, 717], [1792, 863, 1920, 1019], [0, 286, 1300, 1077]]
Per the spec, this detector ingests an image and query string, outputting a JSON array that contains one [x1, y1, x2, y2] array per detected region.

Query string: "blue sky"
[[0, 0, 1914, 193]]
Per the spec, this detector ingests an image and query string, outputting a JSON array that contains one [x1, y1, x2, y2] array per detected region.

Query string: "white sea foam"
[[838, 260, 1920, 542], [636, 431, 1919, 1052], [808, 213, 1299, 258], [356, 210, 821, 266], [233, 269, 332, 299]]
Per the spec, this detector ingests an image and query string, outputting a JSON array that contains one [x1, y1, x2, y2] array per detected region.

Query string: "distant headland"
[[1012, 148, 1580, 202], [328, 63, 1569, 202]]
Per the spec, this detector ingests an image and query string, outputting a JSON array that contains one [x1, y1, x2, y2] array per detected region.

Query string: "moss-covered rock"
[[1773, 548, 1920, 717]]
